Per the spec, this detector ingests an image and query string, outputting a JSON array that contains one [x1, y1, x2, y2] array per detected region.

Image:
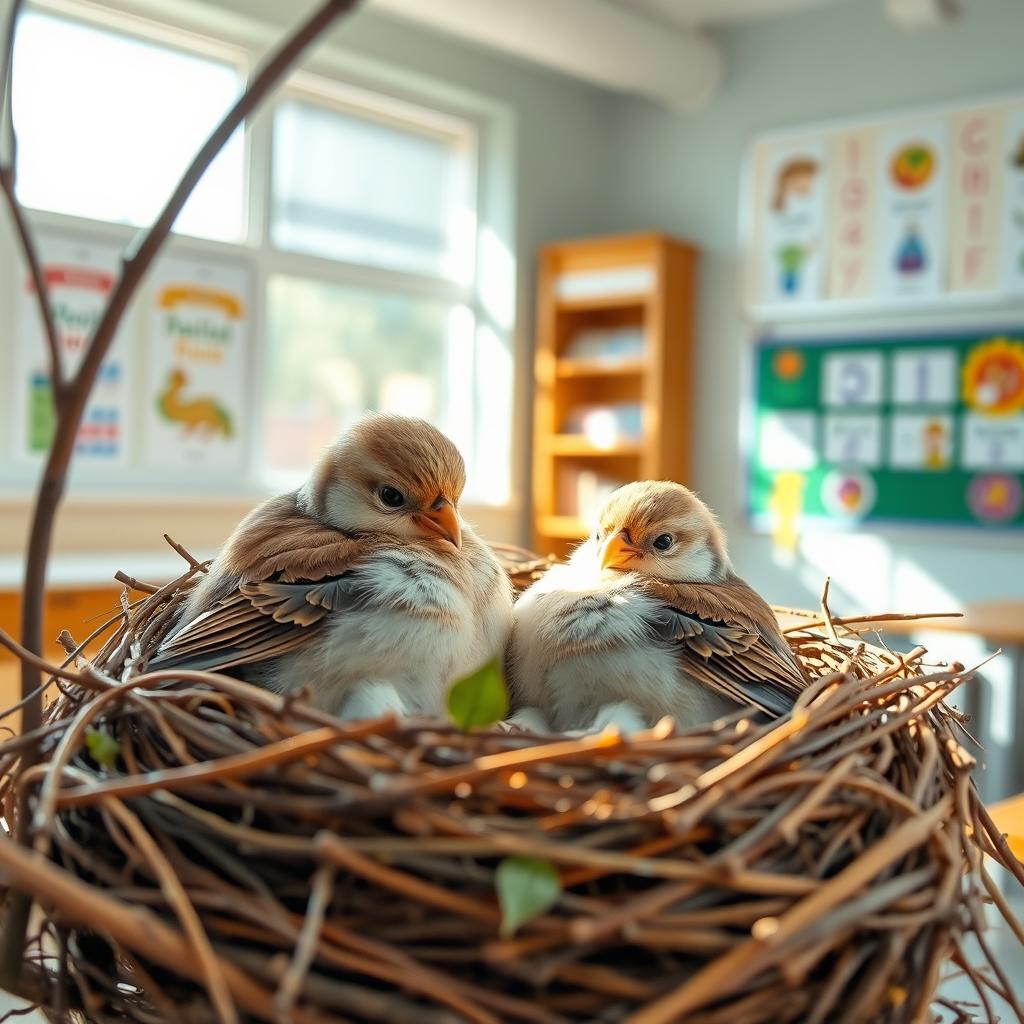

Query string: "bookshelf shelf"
[[532, 232, 697, 558]]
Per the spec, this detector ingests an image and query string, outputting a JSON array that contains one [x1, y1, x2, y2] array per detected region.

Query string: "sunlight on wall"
[[789, 531, 894, 611], [478, 225, 516, 332], [891, 555, 963, 614], [475, 323, 513, 505]]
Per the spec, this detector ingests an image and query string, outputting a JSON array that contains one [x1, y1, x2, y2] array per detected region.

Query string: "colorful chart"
[[747, 94, 1024, 310], [749, 330, 1024, 530]]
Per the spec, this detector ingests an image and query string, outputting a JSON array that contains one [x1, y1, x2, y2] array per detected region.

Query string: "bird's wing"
[[641, 575, 807, 717], [150, 533, 375, 673]]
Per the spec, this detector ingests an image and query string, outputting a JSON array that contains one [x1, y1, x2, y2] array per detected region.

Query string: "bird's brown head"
[[300, 414, 467, 549], [590, 481, 730, 583]]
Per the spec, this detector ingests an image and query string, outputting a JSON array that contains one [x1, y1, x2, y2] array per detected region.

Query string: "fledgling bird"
[[508, 481, 806, 734], [153, 415, 512, 720]]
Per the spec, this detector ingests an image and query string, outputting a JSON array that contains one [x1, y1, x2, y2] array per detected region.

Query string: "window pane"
[[271, 99, 474, 279], [12, 12, 245, 241], [263, 276, 459, 479]]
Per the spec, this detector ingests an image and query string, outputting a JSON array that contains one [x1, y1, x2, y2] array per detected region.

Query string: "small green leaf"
[[496, 857, 561, 937], [447, 658, 509, 732], [86, 728, 119, 770]]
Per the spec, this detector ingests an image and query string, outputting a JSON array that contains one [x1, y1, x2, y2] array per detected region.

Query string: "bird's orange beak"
[[601, 529, 643, 571], [415, 499, 462, 549]]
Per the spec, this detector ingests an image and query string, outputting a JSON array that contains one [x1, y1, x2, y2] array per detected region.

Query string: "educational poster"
[[12, 234, 130, 464], [827, 129, 877, 300], [143, 257, 249, 470], [949, 108, 1004, 292], [747, 92, 1024, 310], [875, 119, 947, 299], [1001, 104, 1024, 294], [756, 139, 828, 303], [749, 331, 1024, 530]]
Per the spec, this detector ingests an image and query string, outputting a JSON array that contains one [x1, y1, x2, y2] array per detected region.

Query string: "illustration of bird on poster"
[[144, 258, 249, 471]]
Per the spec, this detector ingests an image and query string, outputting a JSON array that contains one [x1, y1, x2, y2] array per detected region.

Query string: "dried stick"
[[0, 839, 322, 1024], [274, 864, 335, 1021]]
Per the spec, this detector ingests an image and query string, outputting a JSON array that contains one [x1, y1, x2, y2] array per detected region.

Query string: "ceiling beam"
[[370, 0, 722, 111]]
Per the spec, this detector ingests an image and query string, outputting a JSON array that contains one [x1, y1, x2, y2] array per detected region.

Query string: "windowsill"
[[0, 551, 209, 590], [0, 496, 526, 588]]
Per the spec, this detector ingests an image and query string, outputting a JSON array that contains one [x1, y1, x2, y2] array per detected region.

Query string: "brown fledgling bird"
[[154, 415, 512, 720], [508, 481, 805, 734]]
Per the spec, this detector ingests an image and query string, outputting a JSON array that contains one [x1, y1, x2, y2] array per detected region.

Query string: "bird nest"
[[1, 543, 1021, 1024]]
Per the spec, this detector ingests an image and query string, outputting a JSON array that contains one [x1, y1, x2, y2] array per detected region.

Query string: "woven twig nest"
[[1, 544, 1021, 1024]]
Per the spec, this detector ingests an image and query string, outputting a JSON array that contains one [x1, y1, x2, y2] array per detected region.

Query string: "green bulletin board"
[[749, 331, 1024, 530]]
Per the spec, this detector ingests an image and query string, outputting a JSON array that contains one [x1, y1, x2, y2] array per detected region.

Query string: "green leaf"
[[496, 857, 561, 937], [446, 658, 508, 732], [86, 728, 119, 770]]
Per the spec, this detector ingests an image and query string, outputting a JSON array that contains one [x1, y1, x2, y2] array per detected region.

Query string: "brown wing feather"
[[151, 493, 384, 673], [642, 574, 807, 717]]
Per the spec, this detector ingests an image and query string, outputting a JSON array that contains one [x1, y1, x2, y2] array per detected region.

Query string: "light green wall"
[[604, 0, 1024, 612]]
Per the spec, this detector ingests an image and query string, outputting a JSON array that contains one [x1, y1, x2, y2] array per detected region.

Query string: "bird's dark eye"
[[653, 533, 673, 552], [379, 486, 405, 508]]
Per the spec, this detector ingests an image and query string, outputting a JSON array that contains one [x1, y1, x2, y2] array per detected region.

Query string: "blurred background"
[[0, 0, 1022, 801]]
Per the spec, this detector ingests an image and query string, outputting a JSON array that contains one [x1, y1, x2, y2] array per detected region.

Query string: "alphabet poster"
[[749, 330, 1024, 530], [12, 233, 130, 464], [747, 93, 1024, 311], [143, 257, 249, 470]]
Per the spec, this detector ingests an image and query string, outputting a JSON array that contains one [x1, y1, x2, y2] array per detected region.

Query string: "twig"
[[113, 571, 161, 595], [163, 535, 207, 573], [819, 577, 839, 642], [274, 864, 335, 1021]]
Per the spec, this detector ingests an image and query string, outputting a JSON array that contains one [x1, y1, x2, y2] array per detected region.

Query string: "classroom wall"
[[603, 0, 1024, 615]]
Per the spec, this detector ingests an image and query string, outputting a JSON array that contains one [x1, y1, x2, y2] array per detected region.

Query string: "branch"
[[0, 170, 63, 394]]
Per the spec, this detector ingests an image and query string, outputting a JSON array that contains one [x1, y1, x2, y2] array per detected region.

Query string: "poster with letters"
[[827, 129, 877, 300], [143, 256, 249, 471], [747, 91, 1024, 313], [12, 234, 130, 465]]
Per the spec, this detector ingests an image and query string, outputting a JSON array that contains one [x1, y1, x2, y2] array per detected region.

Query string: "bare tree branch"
[[0, 0, 63, 396], [0, 0, 360, 989]]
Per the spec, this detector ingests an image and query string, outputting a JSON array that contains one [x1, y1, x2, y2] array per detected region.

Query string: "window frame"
[[1, 0, 519, 512]]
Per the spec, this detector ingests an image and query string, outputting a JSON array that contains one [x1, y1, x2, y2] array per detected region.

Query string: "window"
[[271, 97, 476, 280], [12, 9, 246, 241], [263, 276, 459, 478], [262, 77, 500, 500], [4, 4, 514, 507]]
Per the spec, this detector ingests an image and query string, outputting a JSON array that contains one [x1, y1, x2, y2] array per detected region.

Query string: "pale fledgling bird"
[[154, 415, 512, 720], [508, 481, 806, 734]]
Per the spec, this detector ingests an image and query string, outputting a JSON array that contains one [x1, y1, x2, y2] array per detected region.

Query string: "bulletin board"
[[748, 330, 1024, 530], [744, 92, 1024, 316]]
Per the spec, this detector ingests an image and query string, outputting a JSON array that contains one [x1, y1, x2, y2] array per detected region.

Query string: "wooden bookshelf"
[[532, 232, 697, 558]]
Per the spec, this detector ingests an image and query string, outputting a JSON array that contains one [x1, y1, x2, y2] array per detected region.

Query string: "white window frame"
[[0, 0, 518, 512]]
